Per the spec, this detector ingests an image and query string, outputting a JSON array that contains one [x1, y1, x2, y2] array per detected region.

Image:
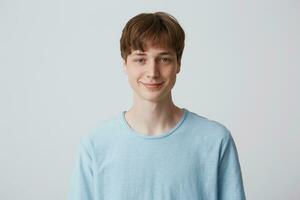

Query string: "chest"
[[94, 140, 219, 190]]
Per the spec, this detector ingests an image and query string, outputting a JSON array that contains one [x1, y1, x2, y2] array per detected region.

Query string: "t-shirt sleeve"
[[67, 135, 94, 200], [217, 129, 246, 200]]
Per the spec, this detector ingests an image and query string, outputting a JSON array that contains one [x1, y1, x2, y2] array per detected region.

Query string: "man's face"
[[123, 44, 180, 102]]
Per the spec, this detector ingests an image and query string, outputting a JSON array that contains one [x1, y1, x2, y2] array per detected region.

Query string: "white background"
[[0, 0, 299, 199]]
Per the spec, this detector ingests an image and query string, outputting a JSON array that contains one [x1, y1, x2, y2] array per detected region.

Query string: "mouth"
[[141, 82, 164, 89]]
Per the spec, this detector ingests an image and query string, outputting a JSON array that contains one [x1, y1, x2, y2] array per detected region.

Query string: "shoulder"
[[185, 109, 232, 142], [80, 114, 122, 149]]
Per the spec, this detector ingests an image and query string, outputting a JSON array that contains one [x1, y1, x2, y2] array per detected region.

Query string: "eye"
[[134, 58, 146, 64], [159, 57, 171, 63]]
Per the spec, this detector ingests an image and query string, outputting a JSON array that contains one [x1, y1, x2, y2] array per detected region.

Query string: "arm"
[[67, 136, 94, 200], [217, 130, 246, 200]]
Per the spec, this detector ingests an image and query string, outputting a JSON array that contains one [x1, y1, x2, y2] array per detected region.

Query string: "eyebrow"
[[132, 52, 173, 56]]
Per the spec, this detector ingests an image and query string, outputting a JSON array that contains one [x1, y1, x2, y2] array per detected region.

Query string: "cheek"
[[128, 69, 143, 83], [162, 67, 177, 77]]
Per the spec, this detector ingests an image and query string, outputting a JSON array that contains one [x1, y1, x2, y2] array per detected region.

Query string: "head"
[[120, 11, 185, 66], [120, 12, 185, 102]]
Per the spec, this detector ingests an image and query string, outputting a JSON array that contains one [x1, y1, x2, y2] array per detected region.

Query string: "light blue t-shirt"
[[68, 108, 246, 200]]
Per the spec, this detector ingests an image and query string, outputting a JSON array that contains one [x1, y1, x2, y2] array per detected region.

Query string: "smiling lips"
[[141, 82, 164, 89]]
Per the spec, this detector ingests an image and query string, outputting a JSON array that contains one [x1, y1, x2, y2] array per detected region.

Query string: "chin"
[[140, 90, 171, 102]]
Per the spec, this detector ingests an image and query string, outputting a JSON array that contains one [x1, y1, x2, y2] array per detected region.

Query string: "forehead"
[[130, 44, 175, 56]]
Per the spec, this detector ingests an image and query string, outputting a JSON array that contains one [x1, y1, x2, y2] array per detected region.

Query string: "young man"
[[68, 12, 246, 200]]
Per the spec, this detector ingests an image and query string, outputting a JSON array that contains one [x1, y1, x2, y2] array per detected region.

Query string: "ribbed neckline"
[[120, 108, 188, 139]]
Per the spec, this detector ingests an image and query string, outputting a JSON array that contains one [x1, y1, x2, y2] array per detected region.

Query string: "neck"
[[124, 93, 184, 136]]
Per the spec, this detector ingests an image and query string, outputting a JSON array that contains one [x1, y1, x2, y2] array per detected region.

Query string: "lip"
[[141, 82, 164, 89]]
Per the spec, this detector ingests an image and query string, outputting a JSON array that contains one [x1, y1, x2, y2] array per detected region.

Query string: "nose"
[[146, 60, 160, 78]]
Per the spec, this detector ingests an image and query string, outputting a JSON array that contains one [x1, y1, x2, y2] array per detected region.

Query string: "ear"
[[123, 59, 128, 74], [176, 61, 181, 74]]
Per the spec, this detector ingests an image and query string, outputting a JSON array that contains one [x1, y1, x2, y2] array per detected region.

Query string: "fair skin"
[[123, 43, 184, 136]]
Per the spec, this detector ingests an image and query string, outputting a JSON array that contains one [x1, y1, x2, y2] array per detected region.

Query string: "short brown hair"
[[120, 11, 185, 65]]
